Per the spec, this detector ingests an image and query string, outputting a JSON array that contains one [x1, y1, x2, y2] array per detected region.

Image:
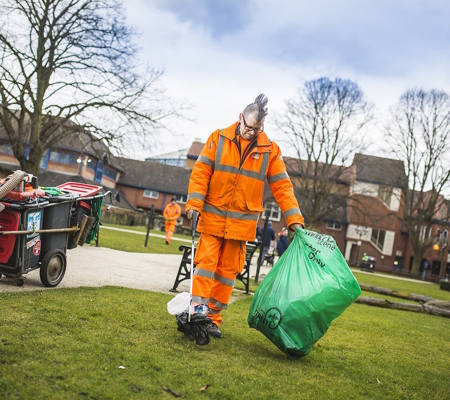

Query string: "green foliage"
[[0, 287, 449, 399]]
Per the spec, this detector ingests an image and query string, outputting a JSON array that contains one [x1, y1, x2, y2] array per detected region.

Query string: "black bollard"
[[144, 205, 155, 248]]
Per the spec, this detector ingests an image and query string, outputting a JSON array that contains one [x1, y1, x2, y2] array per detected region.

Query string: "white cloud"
[[124, 0, 450, 158]]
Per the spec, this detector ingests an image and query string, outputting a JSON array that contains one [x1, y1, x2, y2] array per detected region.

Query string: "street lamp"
[[355, 226, 369, 267]]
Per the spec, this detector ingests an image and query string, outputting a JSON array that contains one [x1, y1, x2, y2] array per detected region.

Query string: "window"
[[143, 190, 159, 199], [48, 150, 78, 165], [371, 229, 386, 250], [49, 151, 60, 162], [420, 225, 431, 241], [264, 202, 281, 222], [103, 166, 117, 181], [40, 149, 49, 169], [0, 142, 14, 154], [444, 230, 449, 239], [94, 160, 104, 182], [326, 221, 342, 230], [174, 194, 187, 203], [86, 158, 97, 171], [378, 186, 393, 207], [437, 229, 442, 240]]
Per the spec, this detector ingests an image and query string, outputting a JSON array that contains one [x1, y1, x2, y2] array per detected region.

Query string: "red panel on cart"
[[3, 188, 46, 201], [57, 182, 101, 197], [0, 208, 20, 264]]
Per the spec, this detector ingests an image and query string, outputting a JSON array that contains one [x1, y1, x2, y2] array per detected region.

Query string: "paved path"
[[0, 246, 272, 296]]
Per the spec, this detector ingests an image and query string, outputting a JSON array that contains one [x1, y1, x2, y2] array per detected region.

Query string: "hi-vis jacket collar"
[[219, 122, 272, 149]]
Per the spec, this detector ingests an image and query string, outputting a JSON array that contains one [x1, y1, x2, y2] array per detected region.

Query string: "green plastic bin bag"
[[248, 228, 361, 358]]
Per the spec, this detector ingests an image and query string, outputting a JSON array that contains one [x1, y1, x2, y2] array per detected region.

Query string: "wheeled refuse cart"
[[0, 172, 109, 287]]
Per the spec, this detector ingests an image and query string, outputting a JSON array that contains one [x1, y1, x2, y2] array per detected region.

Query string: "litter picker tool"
[[188, 210, 198, 322], [173, 210, 212, 345]]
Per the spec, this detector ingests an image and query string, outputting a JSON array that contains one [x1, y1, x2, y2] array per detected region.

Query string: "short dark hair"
[[171, 197, 176, 202], [243, 93, 269, 122]]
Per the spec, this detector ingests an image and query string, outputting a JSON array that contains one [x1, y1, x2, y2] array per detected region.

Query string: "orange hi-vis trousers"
[[165, 222, 176, 244], [192, 233, 246, 326]]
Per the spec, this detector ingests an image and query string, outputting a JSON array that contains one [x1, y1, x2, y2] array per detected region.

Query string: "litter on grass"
[[167, 292, 190, 315]]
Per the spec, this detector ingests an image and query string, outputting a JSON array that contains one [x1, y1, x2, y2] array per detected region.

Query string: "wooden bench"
[[169, 241, 259, 295]]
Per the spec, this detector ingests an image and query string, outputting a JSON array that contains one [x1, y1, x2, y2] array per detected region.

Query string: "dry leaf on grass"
[[377, 378, 381, 385], [200, 384, 209, 392]]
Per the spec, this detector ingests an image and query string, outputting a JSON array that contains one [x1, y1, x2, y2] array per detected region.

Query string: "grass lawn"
[[96, 227, 184, 255], [102, 223, 189, 240], [1, 286, 449, 399]]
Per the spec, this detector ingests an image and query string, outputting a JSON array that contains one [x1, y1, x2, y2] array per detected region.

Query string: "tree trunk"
[[19, 158, 42, 176], [356, 296, 450, 318], [359, 284, 435, 302], [410, 252, 424, 278]]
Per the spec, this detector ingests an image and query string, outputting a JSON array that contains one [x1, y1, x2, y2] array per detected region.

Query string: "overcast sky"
[[124, 0, 450, 158]]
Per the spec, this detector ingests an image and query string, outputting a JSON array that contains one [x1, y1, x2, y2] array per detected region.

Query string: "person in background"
[[163, 197, 181, 245], [422, 258, 430, 281], [277, 227, 289, 257], [256, 224, 262, 242], [261, 221, 276, 263]]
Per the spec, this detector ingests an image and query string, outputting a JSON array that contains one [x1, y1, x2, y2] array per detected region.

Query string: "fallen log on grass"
[[359, 284, 435, 303], [356, 296, 450, 318]]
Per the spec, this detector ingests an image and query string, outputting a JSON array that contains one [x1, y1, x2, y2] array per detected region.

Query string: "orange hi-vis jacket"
[[163, 202, 181, 224], [186, 122, 304, 241]]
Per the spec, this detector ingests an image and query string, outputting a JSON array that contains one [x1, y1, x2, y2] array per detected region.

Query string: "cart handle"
[[0, 227, 79, 236]]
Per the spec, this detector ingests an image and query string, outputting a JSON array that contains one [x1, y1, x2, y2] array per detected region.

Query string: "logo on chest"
[[252, 152, 260, 160]]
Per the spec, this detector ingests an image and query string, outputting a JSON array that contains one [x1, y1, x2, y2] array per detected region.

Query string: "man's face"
[[239, 113, 264, 141], [172, 200, 176, 205]]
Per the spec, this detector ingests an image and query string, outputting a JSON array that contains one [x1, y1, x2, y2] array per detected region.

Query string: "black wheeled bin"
[[360, 256, 376, 272]]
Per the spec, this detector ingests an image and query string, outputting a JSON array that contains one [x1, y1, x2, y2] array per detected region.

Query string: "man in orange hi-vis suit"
[[163, 197, 181, 245], [186, 94, 305, 339]]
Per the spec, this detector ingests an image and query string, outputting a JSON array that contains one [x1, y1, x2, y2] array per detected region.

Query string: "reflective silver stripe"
[[240, 153, 270, 181], [209, 297, 228, 310], [215, 164, 239, 174], [268, 171, 289, 184], [187, 192, 205, 201], [284, 208, 301, 218], [208, 309, 221, 315], [203, 203, 227, 217], [259, 152, 270, 176], [228, 211, 259, 220], [214, 273, 235, 288], [240, 168, 263, 180], [194, 268, 215, 279], [216, 134, 225, 164], [192, 295, 209, 304], [197, 155, 214, 168]]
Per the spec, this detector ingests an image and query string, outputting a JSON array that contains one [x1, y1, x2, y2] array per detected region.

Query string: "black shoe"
[[205, 322, 222, 338], [166, 240, 169, 245]]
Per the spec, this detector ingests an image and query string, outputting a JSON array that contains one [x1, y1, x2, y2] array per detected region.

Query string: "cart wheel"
[[17, 278, 24, 287], [40, 249, 67, 287]]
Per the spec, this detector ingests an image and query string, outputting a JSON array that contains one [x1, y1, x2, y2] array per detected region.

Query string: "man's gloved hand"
[[289, 223, 304, 231], [186, 210, 193, 220]]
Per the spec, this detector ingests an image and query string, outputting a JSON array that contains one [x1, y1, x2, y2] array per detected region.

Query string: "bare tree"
[[386, 89, 450, 278], [276, 77, 373, 228], [0, 0, 182, 175]]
